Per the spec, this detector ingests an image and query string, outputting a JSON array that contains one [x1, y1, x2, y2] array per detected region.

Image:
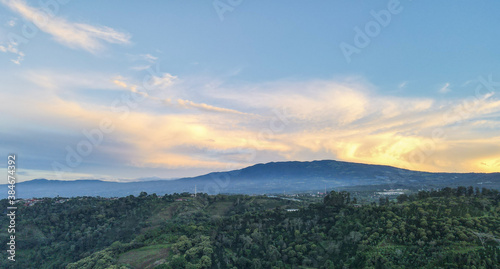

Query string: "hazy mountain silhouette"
[[3, 160, 499, 198]]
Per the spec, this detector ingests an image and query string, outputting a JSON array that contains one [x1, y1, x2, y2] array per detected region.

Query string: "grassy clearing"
[[205, 201, 233, 216], [118, 244, 170, 269]]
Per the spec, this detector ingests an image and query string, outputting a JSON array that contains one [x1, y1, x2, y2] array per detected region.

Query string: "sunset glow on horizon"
[[1, 0, 500, 181]]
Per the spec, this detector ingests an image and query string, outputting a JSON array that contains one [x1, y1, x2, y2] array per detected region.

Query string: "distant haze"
[[2, 160, 499, 199]]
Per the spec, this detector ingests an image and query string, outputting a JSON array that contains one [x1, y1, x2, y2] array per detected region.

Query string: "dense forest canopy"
[[1, 187, 499, 268]]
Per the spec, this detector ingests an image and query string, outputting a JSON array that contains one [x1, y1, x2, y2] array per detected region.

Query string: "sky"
[[1, 0, 500, 182]]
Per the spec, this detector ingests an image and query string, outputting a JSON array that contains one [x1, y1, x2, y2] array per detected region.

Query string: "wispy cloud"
[[126, 53, 158, 63], [6, 18, 16, 27], [130, 65, 152, 71], [140, 53, 158, 63], [26, 70, 133, 91], [0, 43, 24, 64], [0, 0, 131, 53], [439, 82, 451, 93], [127, 53, 158, 70], [112, 79, 128, 88], [3, 71, 500, 181], [398, 81, 407, 89], [149, 73, 177, 89], [177, 99, 251, 115]]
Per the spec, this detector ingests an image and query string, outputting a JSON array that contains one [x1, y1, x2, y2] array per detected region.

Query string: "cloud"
[[0, 43, 24, 64], [199, 78, 500, 172], [130, 65, 152, 71], [398, 81, 407, 89], [176, 98, 251, 115], [140, 53, 158, 63], [0, 0, 131, 53], [113, 79, 128, 88], [7, 18, 16, 27], [127, 53, 158, 63], [4, 71, 500, 181], [26, 70, 134, 92], [127, 53, 158, 70], [149, 73, 177, 89], [439, 82, 451, 93]]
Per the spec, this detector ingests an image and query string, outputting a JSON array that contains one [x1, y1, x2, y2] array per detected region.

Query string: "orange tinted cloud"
[[6, 71, 500, 180]]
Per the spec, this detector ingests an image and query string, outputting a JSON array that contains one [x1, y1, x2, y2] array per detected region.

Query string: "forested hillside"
[[1, 187, 499, 268]]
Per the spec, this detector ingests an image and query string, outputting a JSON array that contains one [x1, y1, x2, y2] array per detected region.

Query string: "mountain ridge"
[[4, 160, 499, 198]]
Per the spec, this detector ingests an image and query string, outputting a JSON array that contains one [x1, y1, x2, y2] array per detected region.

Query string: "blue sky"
[[1, 0, 500, 182]]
